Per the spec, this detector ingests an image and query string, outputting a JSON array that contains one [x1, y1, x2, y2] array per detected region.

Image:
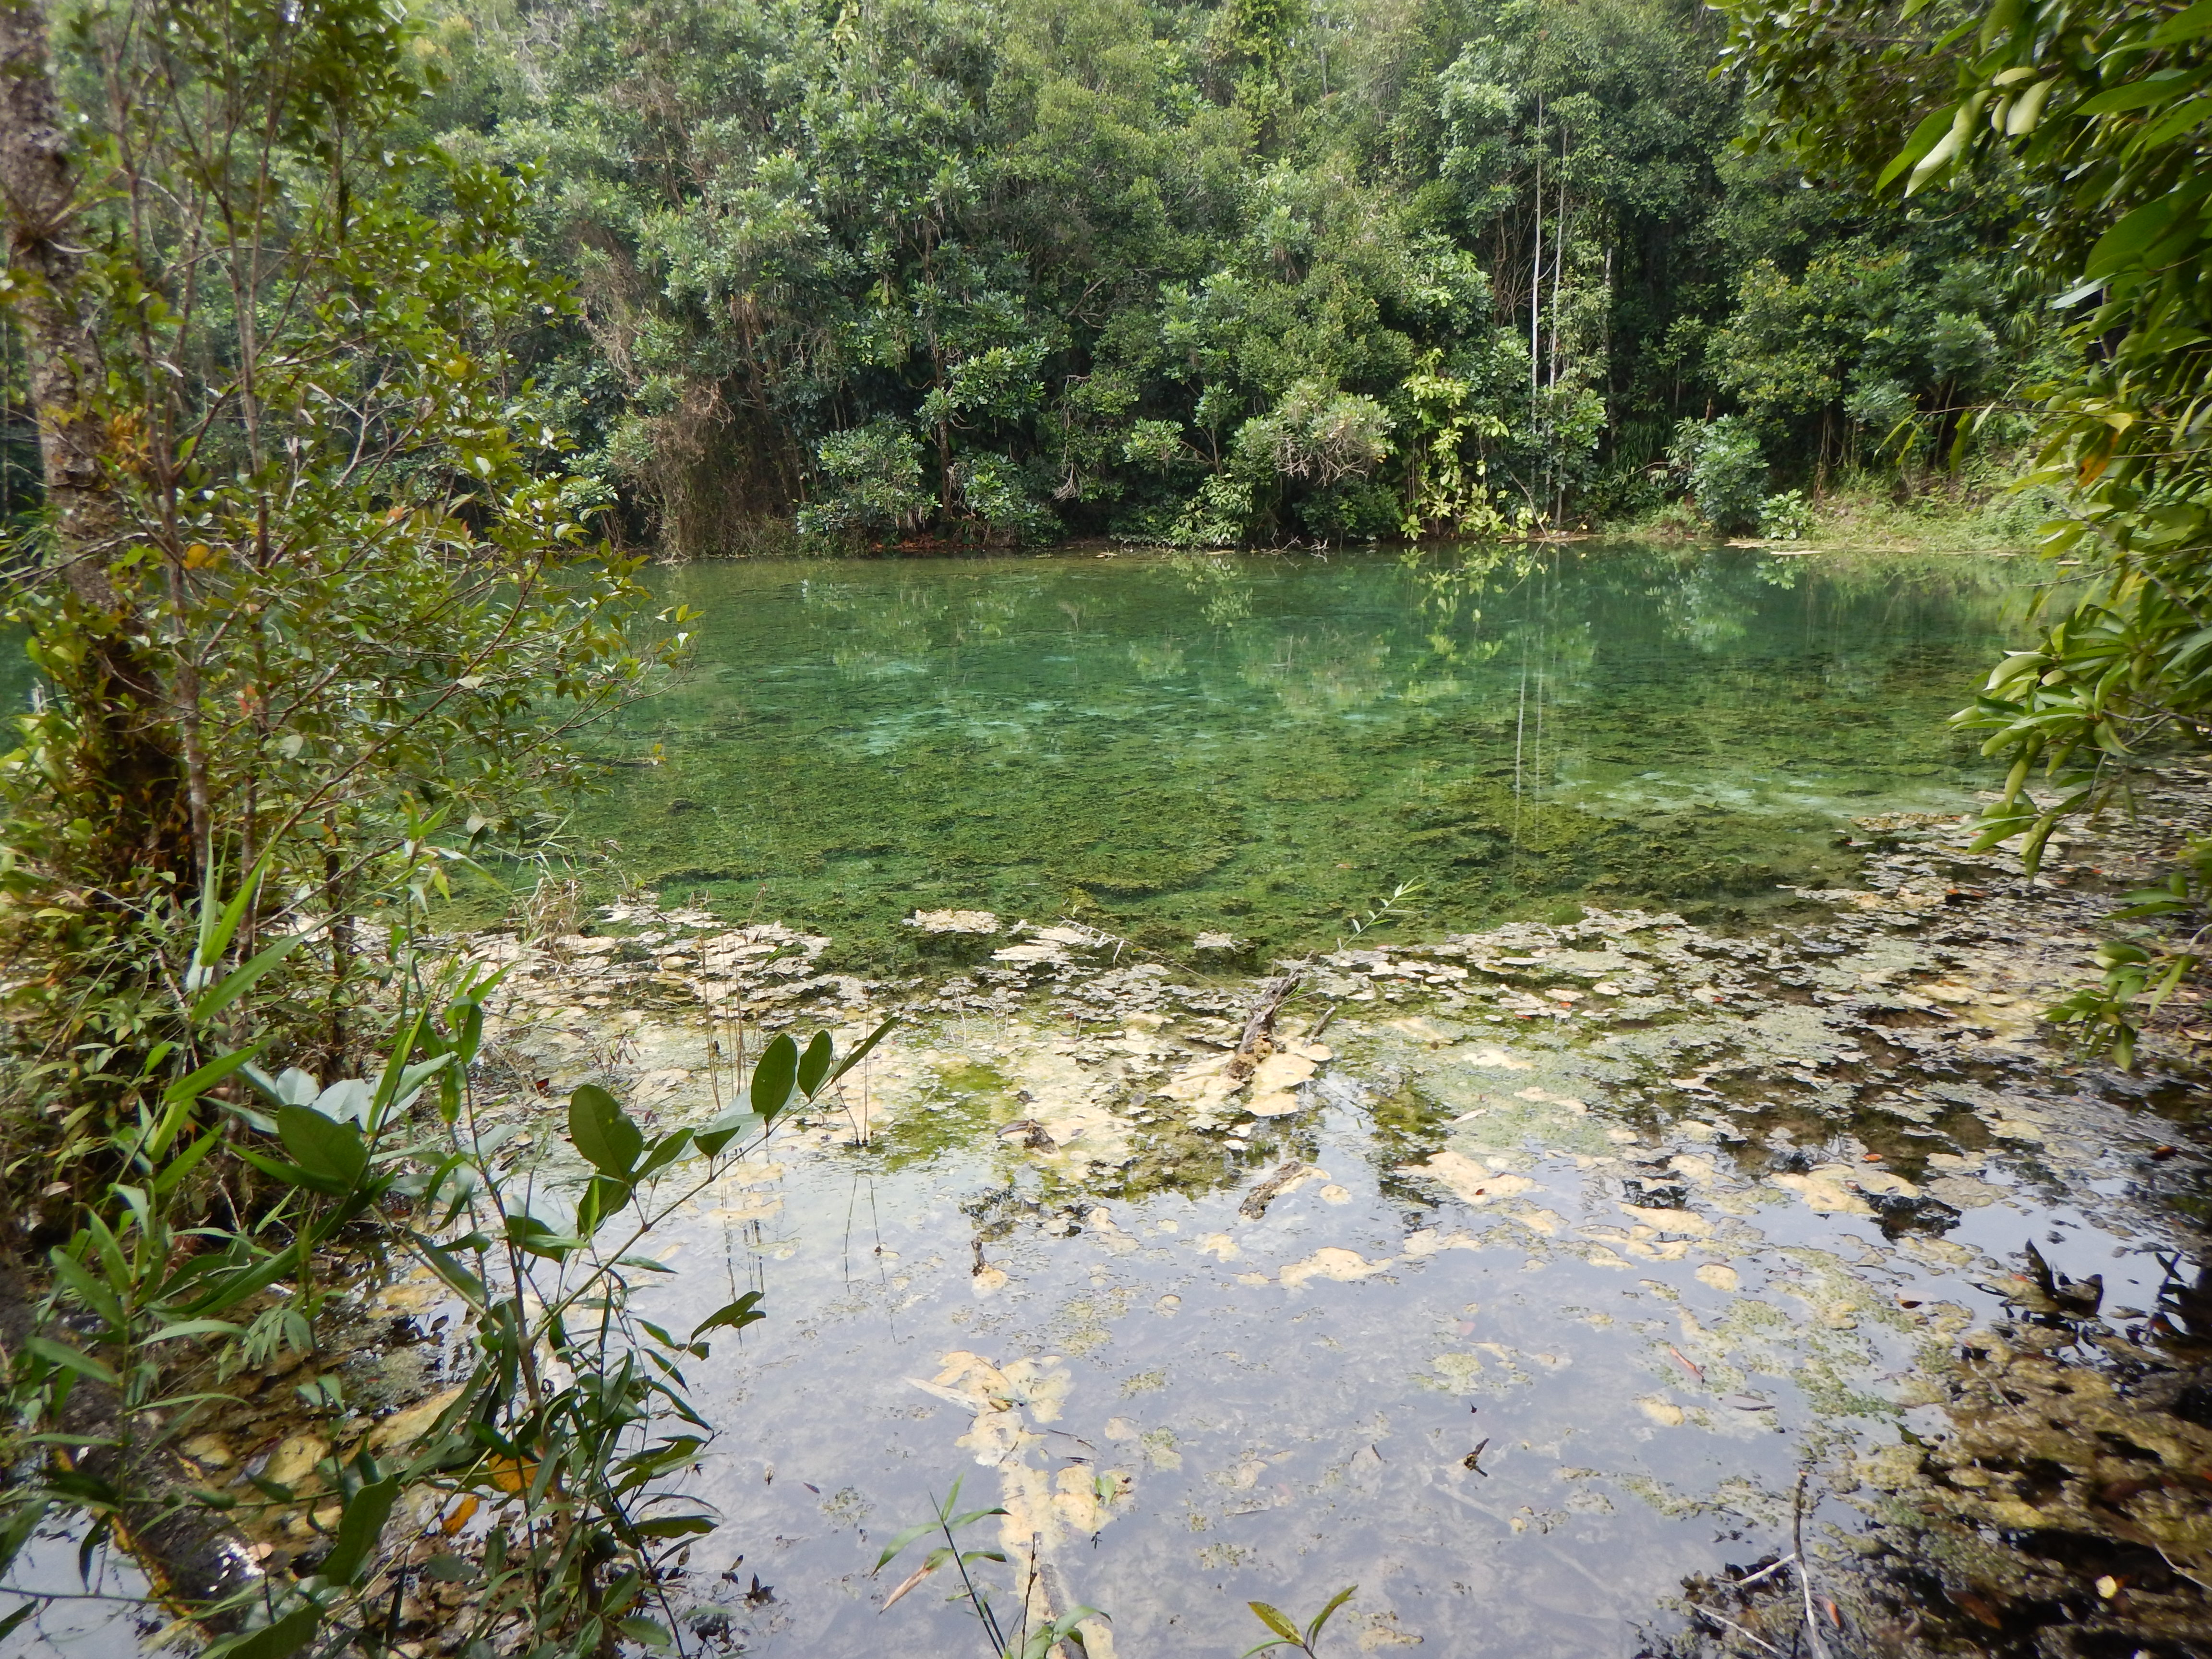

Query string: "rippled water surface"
[[581, 546, 2029, 961]]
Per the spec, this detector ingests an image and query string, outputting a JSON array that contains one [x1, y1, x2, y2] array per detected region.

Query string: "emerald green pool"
[[576, 545, 2026, 964]]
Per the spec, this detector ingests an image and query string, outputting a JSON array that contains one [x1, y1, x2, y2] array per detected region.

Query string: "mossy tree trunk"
[[0, 0, 195, 900]]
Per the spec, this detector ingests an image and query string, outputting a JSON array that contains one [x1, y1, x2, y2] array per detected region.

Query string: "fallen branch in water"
[[1226, 968, 1303, 1081], [1795, 1469, 1832, 1659], [1693, 1605, 1788, 1658]]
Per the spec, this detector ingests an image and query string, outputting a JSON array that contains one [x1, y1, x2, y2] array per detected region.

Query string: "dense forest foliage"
[[394, 0, 2069, 552], [0, 0, 2071, 554]]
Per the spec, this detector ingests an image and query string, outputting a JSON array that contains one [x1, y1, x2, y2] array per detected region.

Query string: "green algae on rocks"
[[412, 779, 2211, 1659]]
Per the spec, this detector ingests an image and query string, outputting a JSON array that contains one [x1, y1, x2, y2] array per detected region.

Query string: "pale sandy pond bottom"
[[624, 1089, 2132, 1659], [466, 819, 2208, 1659]]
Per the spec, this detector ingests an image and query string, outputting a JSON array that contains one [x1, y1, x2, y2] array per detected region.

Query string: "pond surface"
[[577, 546, 2029, 964], [462, 871, 2194, 1659], [451, 795, 2210, 1659], [6, 549, 2206, 1659]]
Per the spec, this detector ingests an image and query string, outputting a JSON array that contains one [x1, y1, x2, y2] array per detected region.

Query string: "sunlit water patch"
[[566, 546, 2031, 966]]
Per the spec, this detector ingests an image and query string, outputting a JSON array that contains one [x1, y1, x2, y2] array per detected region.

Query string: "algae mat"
[[578, 545, 2029, 966]]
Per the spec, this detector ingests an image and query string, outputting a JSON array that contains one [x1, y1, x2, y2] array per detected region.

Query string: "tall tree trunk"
[[0, 0, 192, 895]]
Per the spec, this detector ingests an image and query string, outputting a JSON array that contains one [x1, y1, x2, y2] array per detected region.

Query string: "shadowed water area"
[[569, 545, 2029, 963]]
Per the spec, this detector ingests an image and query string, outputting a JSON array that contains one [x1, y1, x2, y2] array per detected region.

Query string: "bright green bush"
[[1670, 417, 1770, 535]]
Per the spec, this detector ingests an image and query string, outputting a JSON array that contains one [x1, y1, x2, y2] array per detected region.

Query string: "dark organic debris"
[[1239, 1159, 1329, 1221], [1867, 1191, 1963, 1240]]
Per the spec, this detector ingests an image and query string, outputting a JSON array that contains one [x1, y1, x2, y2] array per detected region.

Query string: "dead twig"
[[1239, 1159, 1326, 1221], [1728, 1553, 1798, 1590], [1794, 1469, 1832, 1659], [1692, 1606, 1788, 1658]]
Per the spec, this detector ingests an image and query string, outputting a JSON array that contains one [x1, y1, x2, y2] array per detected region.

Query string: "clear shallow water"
[[18, 546, 2151, 1659], [529, 971, 2192, 1659], [577, 546, 2029, 965]]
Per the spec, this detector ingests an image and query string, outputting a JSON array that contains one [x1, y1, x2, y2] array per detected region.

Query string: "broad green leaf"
[[578, 1173, 637, 1234], [2084, 195, 2182, 276], [503, 1214, 583, 1260], [1906, 99, 1979, 194], [276, 1106, 369, 1188], [446, 995, 487, 1066], [795, 1030, 834, 1097], [749, 1034, 798, 1120], [2074, 77, 2189, 117], [320, 1478, 399, 1586], [2149, 0, 2212, 45], [2005, 78, 2056, 135], [1877, 106, 1958, 190], [633, 1129, 694, 1182], [568, 1083, 644, 1176], [313, 1079, 374, 1126], [696, 1109, 765, 1158], [235, 1143, 349, 1197]]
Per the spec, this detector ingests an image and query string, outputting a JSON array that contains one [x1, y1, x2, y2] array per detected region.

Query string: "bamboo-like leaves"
[[691, 1292, 764, 1340], [320, 1477, 399, 1586], [1241, 1585, 1356, 1657]]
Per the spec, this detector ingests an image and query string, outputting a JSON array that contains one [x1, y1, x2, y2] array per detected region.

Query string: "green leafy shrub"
[[1669, 417, 1769, 535], [798, 421, 934, 544], [1759, 489, 1815, 540]]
